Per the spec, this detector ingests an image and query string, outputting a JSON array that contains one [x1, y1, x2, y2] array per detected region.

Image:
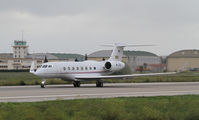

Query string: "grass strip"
[[0, 95, 199, 120]]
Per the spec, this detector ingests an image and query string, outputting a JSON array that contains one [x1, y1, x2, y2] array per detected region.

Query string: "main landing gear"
[[73, 81, 81, 87], [41, 79, 46, 88], [96, 80, 103, 87]]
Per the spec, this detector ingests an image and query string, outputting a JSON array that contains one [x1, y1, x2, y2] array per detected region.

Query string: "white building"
[[0, 40, 84, 70], [13, 40, 28, 58]]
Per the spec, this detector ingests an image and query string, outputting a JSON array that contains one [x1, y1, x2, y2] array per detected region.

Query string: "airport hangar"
[[167, 50, 199, 72]]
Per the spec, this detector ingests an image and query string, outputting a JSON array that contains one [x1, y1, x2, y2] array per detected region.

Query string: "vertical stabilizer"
[[109, 43, 126, 61]]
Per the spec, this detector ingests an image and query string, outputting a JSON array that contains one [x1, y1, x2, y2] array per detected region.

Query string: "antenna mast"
[[21, 30, 24, 41]]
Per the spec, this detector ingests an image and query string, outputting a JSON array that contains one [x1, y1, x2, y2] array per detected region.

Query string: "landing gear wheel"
[[41, 79, 46, 88], [73, 82, 76, 87], [96, 80, 103, 87], [73, 81, 81, 87], [41, 84, 45, 88]]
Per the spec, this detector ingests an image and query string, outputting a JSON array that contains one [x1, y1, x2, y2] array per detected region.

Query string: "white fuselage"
[[30, 43, 176, 88], [34, 60, 125, 81]]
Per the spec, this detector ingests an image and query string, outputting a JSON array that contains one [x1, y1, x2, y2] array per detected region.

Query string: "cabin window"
[[68, 67, 71, 70], [42, 65, 48, 68], [76, 67, 79, 70], [89, 67, 92, 70], [94, 67, 96, 70], [72, 67, 75, 70], [48, 65, 52, 68], [81, 67, 84, 70], [63, 67, 66, 71], [85, 67, 88, 70]]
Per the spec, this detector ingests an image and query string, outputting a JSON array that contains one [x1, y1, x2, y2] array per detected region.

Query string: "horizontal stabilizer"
[[101, 43, 155, 47]]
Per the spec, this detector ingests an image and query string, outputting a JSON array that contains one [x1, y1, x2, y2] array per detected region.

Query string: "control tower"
[[13, 40, 29, 58]]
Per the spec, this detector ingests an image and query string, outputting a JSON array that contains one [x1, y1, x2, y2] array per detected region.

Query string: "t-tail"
[[107, 43, 154, 61], [109, 43, 126, 61]]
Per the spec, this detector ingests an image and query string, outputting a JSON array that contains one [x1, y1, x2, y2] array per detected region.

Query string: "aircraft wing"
[[75, 72, 177, 80]]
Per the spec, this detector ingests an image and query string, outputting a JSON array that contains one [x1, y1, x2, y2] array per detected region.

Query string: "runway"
[[1, 82, 199, 102]]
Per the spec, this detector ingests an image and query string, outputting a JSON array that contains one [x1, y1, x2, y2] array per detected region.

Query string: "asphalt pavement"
[[1, 82, 199, 102]]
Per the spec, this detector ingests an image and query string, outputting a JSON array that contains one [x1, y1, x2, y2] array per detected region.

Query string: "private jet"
[[30, 43, 176, 88]]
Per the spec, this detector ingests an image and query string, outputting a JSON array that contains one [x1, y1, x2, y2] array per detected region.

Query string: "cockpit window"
[[42, 65, 48, 68], [41, 65, 52, 68], [48, 65, 52, 68]]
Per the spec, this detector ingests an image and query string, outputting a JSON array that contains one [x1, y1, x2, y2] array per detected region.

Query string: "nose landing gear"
[[41, 79, 46, 88]]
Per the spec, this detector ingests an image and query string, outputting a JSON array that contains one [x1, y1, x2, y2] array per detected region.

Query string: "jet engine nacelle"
[[104, 61, 125, 71]]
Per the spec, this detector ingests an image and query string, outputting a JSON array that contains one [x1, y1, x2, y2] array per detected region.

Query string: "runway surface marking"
[[0, 82, 199, 102], [1, 90, 199, 99]]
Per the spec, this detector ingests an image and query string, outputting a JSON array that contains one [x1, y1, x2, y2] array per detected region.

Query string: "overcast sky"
[[0, 0, 199, 56]]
